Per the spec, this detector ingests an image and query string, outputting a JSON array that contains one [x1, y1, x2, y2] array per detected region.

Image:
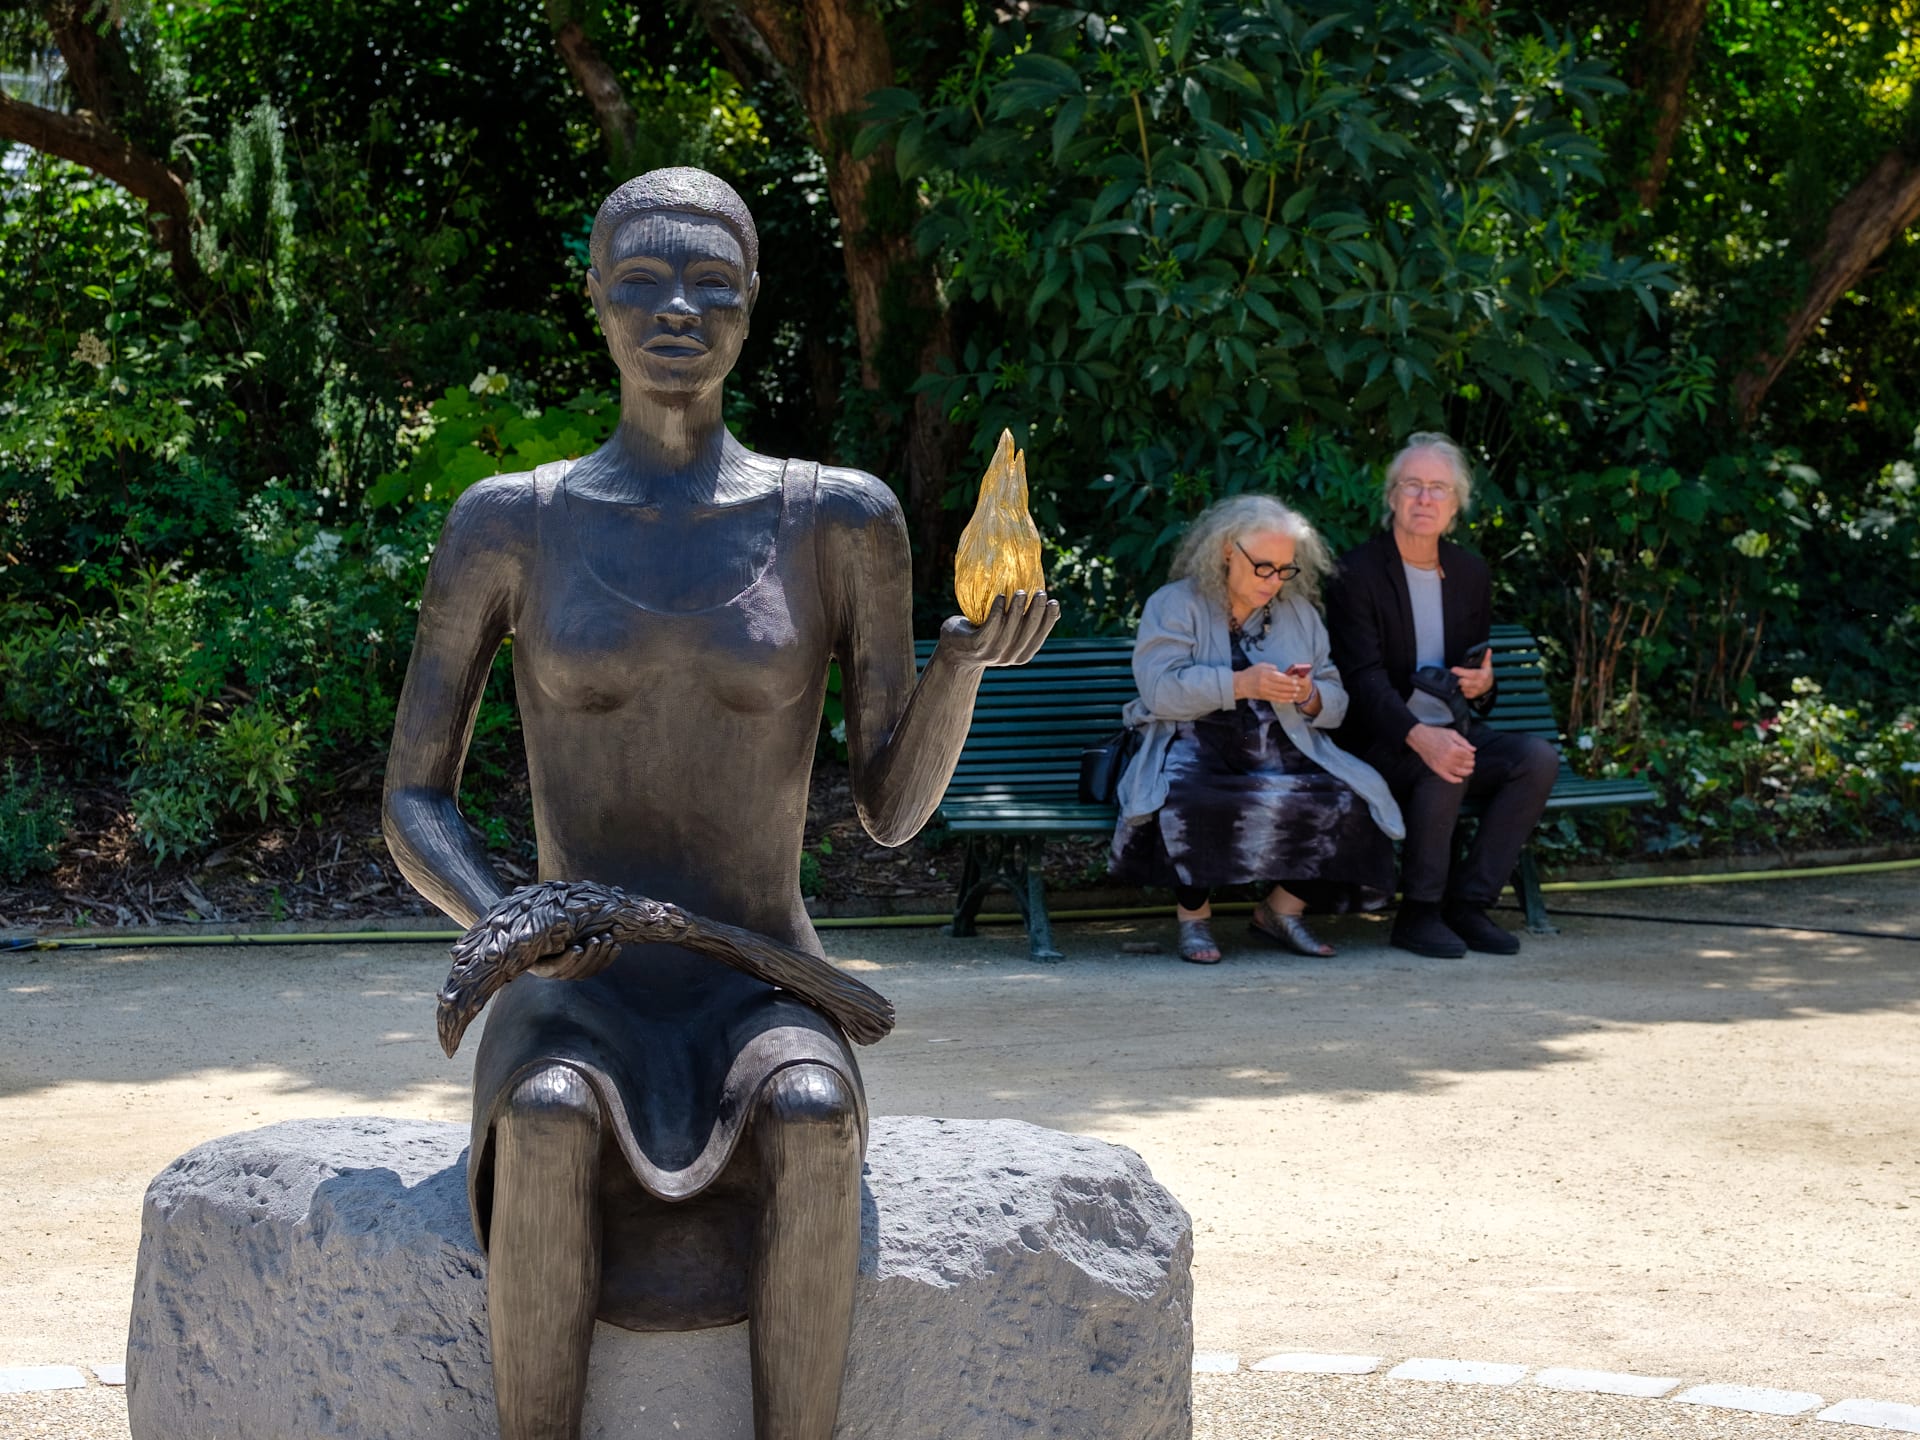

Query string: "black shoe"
[[1444, 901, 1521, 955], [1391, 900, 1466, 958]]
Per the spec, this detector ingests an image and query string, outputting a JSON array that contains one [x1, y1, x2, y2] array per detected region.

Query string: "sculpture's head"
[[586, 168, 760, 396]]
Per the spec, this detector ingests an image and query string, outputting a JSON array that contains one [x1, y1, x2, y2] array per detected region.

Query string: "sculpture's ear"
[[585, 266, 605, 320]]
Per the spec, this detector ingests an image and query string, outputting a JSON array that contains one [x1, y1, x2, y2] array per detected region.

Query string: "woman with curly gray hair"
[[1109, 494, 1404, 962]]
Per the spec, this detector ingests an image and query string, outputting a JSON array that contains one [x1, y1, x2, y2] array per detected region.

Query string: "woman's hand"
[[1407, 723, 1477, 782], [1235, 663, 1316, 706], [1451, 646, 1495, 700], [937, 590, 1057, 669]]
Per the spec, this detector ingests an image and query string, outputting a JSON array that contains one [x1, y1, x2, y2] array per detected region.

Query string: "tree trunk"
[[1732, 148, 1920, 425], [545, 3, 638, 170], [724, 0, 963, 583], [1629, 0, 1708, 214]]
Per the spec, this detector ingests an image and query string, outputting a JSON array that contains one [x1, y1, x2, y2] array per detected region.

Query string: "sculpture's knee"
[[497, 1064, 601, 1152], [756, 1065, 859, 1157]]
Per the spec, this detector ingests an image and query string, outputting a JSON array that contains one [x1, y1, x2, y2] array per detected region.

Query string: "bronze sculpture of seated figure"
[[383, 167, 1057, 1440]]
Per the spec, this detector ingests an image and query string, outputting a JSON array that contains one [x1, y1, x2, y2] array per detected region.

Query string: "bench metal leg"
[[1517, 848, 1556, 934], [1018, 838, 1063, 962], [942, 835, 1064, 961], [947, 839, 986, 938]]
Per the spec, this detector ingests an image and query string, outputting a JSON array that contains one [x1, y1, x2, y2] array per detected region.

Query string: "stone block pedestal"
[[126, 1115, 1192, 1439]]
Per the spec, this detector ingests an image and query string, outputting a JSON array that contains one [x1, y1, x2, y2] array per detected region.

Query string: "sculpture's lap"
[[594, 1113, 761, 1329]]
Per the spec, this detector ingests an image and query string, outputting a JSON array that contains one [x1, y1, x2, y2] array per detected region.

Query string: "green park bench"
[[915, 625, 1656, 959]]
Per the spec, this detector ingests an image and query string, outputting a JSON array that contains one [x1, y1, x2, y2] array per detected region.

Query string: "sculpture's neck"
[[606, 384, 741, 503]]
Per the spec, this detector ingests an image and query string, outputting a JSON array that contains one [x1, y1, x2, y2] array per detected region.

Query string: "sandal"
[[1250, 902, 1335, 957], [1176, 918, 1222, 965]]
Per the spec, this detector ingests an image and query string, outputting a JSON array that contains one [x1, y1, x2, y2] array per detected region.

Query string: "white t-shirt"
[[1403, 563, 1453, 727]]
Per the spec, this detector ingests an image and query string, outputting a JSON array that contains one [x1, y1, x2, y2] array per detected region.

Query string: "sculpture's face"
[[588, 210, 757, 394]]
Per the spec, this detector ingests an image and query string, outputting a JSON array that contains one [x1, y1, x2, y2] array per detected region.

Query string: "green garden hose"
[[5, 855, 1916, 951]]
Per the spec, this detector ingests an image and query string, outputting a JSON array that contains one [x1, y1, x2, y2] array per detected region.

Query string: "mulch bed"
[[0, 744, 1113, 932]]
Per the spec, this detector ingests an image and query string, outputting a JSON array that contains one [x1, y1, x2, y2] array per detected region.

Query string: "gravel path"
[[4, 870, 1917, 1434]]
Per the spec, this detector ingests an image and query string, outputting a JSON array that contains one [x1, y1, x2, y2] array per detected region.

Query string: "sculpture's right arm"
[[382, 479, 527, 929]]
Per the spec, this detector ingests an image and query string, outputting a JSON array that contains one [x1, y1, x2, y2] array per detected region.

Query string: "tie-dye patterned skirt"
[[1109, 698, 1394, 911]]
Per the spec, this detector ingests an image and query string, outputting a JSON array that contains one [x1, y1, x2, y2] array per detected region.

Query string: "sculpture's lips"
[[644, 337, 708, 356]]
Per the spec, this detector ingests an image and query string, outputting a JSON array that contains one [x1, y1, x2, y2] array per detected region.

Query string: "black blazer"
[[1323, 529, 1498, 753]]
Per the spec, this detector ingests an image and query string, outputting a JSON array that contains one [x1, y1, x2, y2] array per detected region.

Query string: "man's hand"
[[937, 590, 1057, 669], [1452, 646, 1494, 700], [1408, 723, 1476, 782]]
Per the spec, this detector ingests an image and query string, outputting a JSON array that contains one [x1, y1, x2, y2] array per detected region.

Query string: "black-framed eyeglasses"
[[1236, 541, 1301, 583]]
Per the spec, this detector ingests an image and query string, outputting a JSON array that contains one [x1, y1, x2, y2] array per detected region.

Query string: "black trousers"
[[1362, 723, 1558, 907]]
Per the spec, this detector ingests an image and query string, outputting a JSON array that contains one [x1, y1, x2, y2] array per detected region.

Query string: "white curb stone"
[[1533, 1367, 1681, 1398], [1387, 1358, 1528, 1386], [1674, 1383, 1824, 1416], [0, 1366, 88, 1394], [1818, 1399, 1920, 1432], [1192, 1352, 1240, 1373], [1252, 1353, 1381, 1375], [90, 1364, 126, 1386]]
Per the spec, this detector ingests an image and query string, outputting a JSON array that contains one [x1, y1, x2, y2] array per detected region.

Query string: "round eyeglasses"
[[1396, 480, 1456, 501], [1235, 541, 1301, 583]]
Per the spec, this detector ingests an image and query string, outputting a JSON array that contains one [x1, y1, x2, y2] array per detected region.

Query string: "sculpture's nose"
[[657, 288, 699, 327]]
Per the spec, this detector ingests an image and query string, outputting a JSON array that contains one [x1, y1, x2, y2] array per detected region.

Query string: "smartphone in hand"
[[1461, 641, 1492, 666], [1285, 662, 1314, 678]]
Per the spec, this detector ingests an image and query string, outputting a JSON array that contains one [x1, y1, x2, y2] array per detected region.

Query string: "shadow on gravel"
[[2, 874, 1916, 1123]]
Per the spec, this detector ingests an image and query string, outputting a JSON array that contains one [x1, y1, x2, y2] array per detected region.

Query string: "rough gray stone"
[[127, 1115, 1192, 1440]]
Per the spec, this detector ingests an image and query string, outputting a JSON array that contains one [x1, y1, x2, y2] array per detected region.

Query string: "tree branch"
[[0, 88, 197, 282], [1732, 148, 1920, 425]]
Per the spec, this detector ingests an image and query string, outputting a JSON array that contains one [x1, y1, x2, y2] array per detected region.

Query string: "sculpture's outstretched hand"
[[937, 589, 1057, 669], [437, 880, 895, 1057]]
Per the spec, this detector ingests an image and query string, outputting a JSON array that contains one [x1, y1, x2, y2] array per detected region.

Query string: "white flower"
[[468, 367, 509, 396], [292, 529, 344, 574], [72, 332, 110, 367], [1576, 733, 1595, 751], [369, 543, 409, 580]]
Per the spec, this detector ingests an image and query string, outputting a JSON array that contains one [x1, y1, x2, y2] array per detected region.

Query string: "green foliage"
[[1502, 450, 1817, 745], [1547, 690, 1920, 864], [863, 0, 1674, 583], [368, 378, 618, 506], [0, 759, 74, 884]]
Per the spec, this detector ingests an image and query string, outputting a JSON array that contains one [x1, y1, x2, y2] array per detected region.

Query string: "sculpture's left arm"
[[819, 469, 1056, 847]]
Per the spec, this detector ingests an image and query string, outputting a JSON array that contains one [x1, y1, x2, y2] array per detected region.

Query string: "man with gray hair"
[[1324, 434, 1558, 958]]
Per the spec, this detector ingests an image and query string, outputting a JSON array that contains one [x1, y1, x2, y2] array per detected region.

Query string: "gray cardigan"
[[1115, 577, 1405, 839]]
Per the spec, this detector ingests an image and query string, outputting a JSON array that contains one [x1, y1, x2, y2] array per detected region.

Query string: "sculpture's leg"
[[489, 1064, 604, 1440], [749, 1063, 862, 1440]]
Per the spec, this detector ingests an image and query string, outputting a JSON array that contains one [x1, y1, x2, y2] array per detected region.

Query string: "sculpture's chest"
[[517, 507, 822, 720]]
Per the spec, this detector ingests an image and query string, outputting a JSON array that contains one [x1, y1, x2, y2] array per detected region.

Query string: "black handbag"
[[1078, 728, 1141, 805], [1410, 665, 1475, 731]]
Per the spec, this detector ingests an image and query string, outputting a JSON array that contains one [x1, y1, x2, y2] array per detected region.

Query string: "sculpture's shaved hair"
[[589, 168, 759, 278]]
